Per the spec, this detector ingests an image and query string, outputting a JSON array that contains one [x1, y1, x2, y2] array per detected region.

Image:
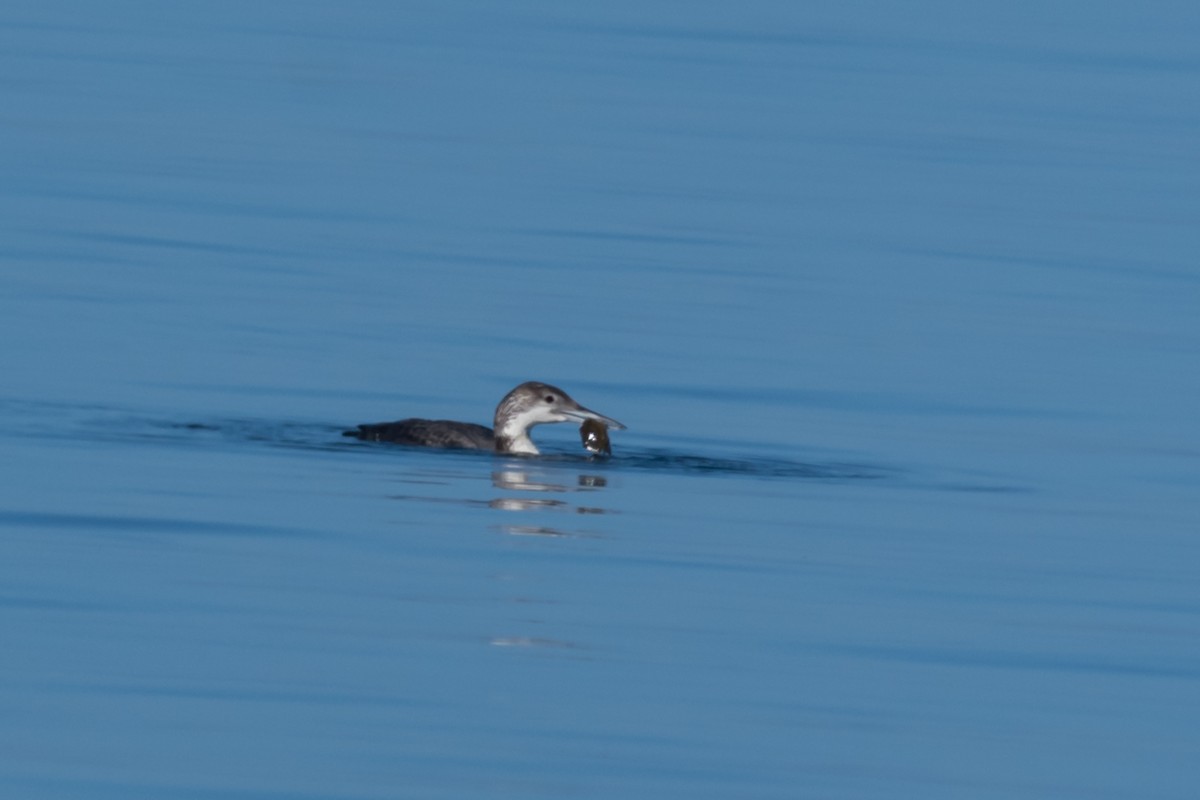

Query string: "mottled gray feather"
[[344, 418, 495, 450]]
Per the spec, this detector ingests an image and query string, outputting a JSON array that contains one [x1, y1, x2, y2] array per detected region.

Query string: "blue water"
[[3, 2, 1199, 798]]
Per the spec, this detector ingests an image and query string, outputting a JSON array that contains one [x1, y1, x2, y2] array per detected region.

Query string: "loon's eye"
[[544, 395, 555, 403]]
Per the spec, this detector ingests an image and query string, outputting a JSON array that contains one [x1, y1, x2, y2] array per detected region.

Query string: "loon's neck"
[[494, 422, 539, 455]]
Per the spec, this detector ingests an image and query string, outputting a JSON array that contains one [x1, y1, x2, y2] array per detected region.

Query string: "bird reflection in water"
[[489, 468, 609, 536]]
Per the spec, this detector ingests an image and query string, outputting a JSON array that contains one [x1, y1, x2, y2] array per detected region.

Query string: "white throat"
[[503, 432, 539, 455], [497, 411, 543, 455]]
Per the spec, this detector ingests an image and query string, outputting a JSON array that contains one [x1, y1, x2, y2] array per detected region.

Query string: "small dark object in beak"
[[580, 418, 612, 456]]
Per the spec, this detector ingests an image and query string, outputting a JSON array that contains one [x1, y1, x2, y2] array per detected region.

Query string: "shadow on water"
[[1, 402, 1046, 499], [163, 418, 887, 481], [0, 509, 316, 540], [0, 397, 885, 482], [3, 401, 1023, 542]]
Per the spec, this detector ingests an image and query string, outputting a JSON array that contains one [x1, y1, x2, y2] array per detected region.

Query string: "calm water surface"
[[2, 2, 1199, 798]]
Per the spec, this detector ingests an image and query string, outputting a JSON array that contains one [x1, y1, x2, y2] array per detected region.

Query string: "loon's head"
[[493, 381, 625, 455]]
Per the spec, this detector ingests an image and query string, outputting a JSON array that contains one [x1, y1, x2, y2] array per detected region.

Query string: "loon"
[[344, 381, 625, 455]]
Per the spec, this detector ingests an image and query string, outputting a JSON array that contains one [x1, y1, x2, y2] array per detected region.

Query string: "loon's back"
[[344, 418, 495, 450]]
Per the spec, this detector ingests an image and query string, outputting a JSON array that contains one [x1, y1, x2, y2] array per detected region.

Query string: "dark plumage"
[[346, 419, 495, 449]]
